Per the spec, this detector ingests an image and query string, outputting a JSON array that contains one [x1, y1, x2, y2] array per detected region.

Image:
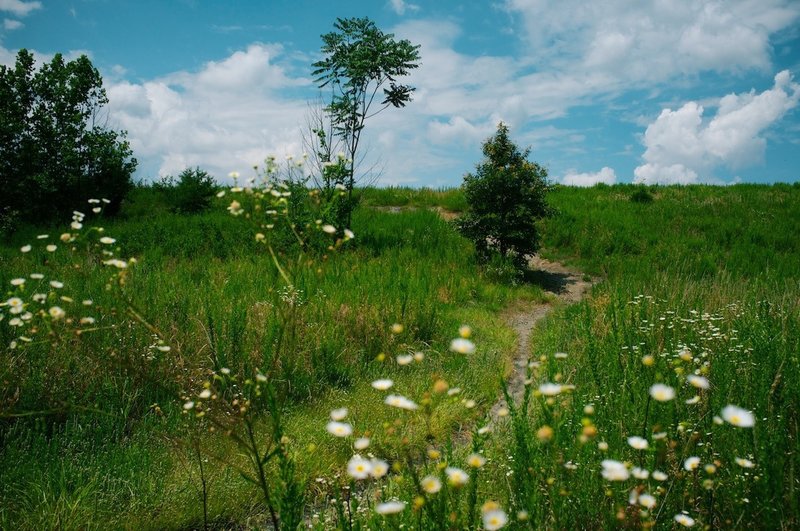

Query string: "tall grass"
[[501, 183, 800, 528], [1, 183, 797, 529], [357, 186, 468, 212], [0, 190, 540, 529]]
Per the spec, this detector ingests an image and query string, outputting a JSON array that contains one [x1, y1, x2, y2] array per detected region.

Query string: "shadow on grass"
[[521, 268, 572, 295]]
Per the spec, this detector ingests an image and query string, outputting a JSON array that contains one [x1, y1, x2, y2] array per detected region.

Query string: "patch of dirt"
[[371, 205, 461, 221], [431, 206, 459, 221], [486, 255, 596, 427]]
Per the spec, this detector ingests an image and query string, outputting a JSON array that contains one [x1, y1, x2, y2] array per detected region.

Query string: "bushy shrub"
[[148, 167, 219, 214], [630, 186, 654, 204], [457, 122, 551, 269], [173, 168, 218, 214]]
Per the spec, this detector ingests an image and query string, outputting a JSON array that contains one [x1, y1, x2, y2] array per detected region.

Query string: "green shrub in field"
[[457, 122, 551, 269], [156, 167, 218, 214], [630, 186, 654, 204]]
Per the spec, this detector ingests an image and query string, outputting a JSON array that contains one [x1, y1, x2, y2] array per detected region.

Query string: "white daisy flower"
[[649, 383, 675, 402], [721, 405, 755, 428], [326, 421, 353, 437]]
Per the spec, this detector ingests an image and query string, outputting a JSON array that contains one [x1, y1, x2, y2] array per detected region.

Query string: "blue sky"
[[2, 0, 799, 186]]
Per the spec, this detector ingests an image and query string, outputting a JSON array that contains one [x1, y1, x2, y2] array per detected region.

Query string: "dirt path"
[[373, 205, 597, 430], [486, 255, 596, 426]]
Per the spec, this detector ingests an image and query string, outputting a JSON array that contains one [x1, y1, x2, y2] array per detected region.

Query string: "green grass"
[[486, 183, 800, 528], [0, 190, 541, 529], [541, 183, 800, 279], [357, 185, 468, 212], [1, 183, 798, 529]]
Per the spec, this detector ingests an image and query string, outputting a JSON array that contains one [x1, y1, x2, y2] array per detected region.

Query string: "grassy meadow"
[[0, 185, 542, 529], [1, 182, 798, 529], [488, 183, 800, 528]]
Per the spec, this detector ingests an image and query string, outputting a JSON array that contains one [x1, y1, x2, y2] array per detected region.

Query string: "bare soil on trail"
[[486, 255, 596, 427], [373, 205, 597, 432]]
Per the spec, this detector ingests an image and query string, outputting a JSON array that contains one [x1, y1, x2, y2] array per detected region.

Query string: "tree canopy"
[[0, 49, 137, 230], [457, 123, 551, 269], [312, 17, 421, 227]]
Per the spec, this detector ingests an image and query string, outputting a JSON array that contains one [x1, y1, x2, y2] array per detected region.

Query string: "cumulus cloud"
[[6, 3, 798, 187], [634, 163, 699, 185], [505, 0, 800, 85], [562, 167, 617, 187], [106, 44, 311, 180], [634, 70, 800, 184], [382, 1, 800, 187], [0, 0, 40, 17], [393, 20, 557, 123], [427, 116, 496, 146], [388, 0, 419, 16], [3, 18, 22, 29], [102, 17, 597, 185]]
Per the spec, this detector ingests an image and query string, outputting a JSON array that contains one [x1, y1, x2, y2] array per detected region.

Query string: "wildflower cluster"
[[175, 156, 361, 528], [1, 200, 134, 352], [218, 157, 354, 257], [307, 324, 514, 529], [437, 289, 775, 530], [563, 294, 766, 528]]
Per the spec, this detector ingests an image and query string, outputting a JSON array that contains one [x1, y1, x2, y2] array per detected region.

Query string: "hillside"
[[1, 183, 798, 529]]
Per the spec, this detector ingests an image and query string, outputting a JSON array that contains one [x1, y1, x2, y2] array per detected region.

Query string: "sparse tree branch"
[[312, 17, 420, 228]]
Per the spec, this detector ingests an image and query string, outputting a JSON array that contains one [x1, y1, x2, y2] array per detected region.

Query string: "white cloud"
[[0, 0, 40, 17], [393, 19, 558, 123], [634, 70, 800, 184], [3, 18, 22, 30], [388, 0, 419, 16], [0, 44, 92, 68], [562, 167, 617, 187], [0, 45, 15, 65], [634, 163, 699, 185], [106, 44, 310, 180], [427, 116, 496, 146], [505, 0, 800, 84], [380, 0, 800, 180], [5, 5, 798, 188]]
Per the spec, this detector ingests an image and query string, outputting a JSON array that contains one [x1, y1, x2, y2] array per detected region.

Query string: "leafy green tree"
[[0, 49, 136, 229], [157, 167, 219, 214], [312, 17, 421, 227], [457, 123, 552, 269]]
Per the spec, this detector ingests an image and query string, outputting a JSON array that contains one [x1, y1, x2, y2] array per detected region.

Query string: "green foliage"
[[312, 17, 421, 227], [156, 167, 218, 214], [3, 184, 798, 528], [357, 186, 468, 212], [457, 122, 551, 269], [541, 184, 800, 279], [0, 50, 137, 228], [0, 196, 536, 528], [630, 185, 654, 203]]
